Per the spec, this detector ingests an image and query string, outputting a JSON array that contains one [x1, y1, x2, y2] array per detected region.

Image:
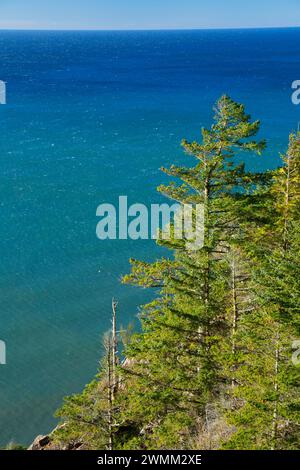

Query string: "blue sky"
[[0, 0, 299, 30]]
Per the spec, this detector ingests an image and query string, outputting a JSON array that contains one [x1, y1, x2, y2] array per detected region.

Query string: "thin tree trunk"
[[203, 177, 211, 334], [271, 331, 279, 450], [283, 152, 291, 251], [107, 337, 113, 450], [111, 298, 119, 401], [106, 299, 119, 450], [231, 256, 238, 389]]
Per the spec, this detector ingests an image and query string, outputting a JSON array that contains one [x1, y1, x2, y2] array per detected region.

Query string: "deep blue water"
[[0, 28, 299, 446]]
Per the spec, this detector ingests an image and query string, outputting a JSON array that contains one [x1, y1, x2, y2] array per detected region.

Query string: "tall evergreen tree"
[[54, 301, 122, 450], [225, 132, 300, 450], [119, 96, 266, 449], [52, 100, 300, 451]]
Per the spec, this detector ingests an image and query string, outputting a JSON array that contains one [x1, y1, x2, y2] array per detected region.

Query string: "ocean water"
[[0, 28, 299, 446]]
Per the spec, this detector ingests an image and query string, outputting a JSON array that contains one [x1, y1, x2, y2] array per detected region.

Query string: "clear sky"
[[0, 0, 299, 30]]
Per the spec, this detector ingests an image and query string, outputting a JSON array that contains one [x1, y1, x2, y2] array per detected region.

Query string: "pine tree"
[[52, 99, 300, 451], [54, 300, 121, 450], [225, 132, 300, 450], [119, 96, 266, 449]]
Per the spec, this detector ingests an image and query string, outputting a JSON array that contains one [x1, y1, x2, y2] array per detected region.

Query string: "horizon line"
[[0, 25, 299, 32]]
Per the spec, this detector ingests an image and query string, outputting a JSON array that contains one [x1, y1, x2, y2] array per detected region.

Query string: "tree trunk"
[[111, 298, 119, 401], [283, 151, 291, 251], [271, 331, 279, 450], [231, 256, 238, 389], [107, 337, 113, 450]]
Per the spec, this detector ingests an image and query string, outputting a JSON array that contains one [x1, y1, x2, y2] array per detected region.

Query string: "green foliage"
[[54, 100, 300, 450], [117, 95, 268, 449], [224, 132, 300, 450], [5, 442, 27, 450]]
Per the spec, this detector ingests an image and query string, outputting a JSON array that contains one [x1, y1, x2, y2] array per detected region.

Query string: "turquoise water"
[[0, 28, 299, 445]]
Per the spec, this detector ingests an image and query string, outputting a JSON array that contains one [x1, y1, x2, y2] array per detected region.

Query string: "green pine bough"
[[54, 96, 300, 451]]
